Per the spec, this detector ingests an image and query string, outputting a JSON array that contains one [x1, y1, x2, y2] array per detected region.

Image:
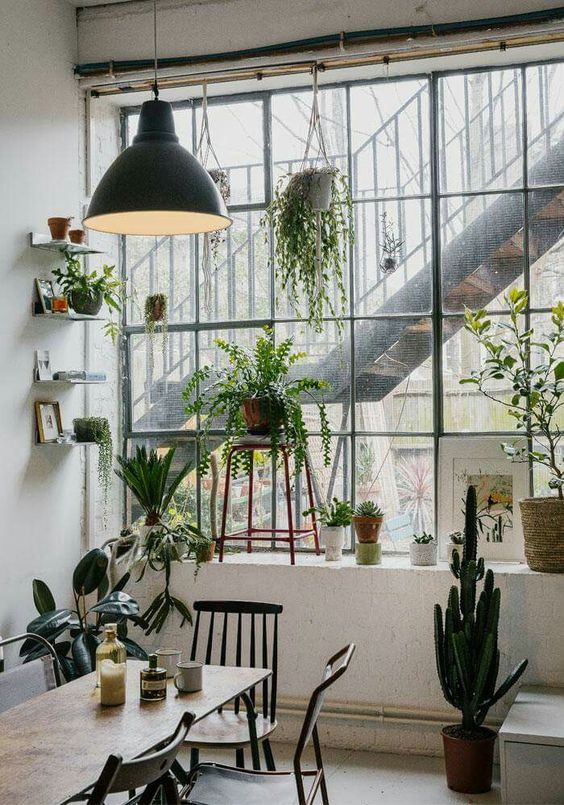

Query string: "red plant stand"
[[218, 441, 320, 565]]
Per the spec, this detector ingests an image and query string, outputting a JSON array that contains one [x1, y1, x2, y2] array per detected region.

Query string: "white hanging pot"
[[306, 170, 334, 212], [322, 525, 345, 561]]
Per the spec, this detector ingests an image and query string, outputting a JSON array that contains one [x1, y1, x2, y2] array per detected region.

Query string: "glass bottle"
[[140, 653, 167, 701], [95, 624, 127, 688]]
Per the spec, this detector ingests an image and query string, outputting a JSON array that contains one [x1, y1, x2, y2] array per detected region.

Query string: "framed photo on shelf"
[[35, 401, 63, 443], [438, 436, 530, 563], [35, 279, 55, 314], [34, 349, 52, 381]]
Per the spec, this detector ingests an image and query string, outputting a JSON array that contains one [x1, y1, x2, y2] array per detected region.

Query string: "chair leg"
[[161, 772, 181, 805], [262, 739, 276, 771], [235, 748, 245, 768], [282, 447, 296, 565], [190, 748, 200, 770], [219, 449, 233, 562]]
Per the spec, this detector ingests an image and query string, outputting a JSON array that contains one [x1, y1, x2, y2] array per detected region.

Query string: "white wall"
[[0, 0, 83, 652]]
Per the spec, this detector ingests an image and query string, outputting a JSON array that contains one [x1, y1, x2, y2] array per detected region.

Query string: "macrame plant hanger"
[[197, 82, 226, 315]]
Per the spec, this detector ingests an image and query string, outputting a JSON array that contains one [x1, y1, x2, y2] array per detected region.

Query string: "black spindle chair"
[[184, 600, 283, 771]]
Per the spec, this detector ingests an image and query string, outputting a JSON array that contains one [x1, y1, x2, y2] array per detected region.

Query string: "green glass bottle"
[[95, 624, 126, 688], [140, 653, 167, 701]]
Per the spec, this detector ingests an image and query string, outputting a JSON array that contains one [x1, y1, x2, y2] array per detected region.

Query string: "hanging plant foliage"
[[144, 292, 168, 368], [379, 211, 404, 275]]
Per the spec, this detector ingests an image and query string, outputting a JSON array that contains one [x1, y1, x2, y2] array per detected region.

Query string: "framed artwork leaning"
[[35, 401, 63, 443]]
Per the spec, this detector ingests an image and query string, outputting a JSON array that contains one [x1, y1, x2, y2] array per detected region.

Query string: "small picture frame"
[[35, 349, 52, 381], [35, 279, 55, 314], [35, 401, 63, 443]]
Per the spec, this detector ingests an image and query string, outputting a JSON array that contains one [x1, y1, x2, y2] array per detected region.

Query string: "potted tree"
[[73, 417, 112, 501], [462, 290, 563, 572], [434, 485, 528, 793], [183, 326, 332, 479], [409, 532, 437, 566], [352, 501, 384, 565], [304, 498, 353, 561]]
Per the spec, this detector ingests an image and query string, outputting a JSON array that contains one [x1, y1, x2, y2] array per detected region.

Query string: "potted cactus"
[[409, 532, 437, 566], [446, 531, 464, 564], [304, 498, 353, 561], [434, 485, 528, 794]]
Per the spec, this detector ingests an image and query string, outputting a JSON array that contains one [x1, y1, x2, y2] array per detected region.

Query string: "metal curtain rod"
[[76, 6, 564, 79]]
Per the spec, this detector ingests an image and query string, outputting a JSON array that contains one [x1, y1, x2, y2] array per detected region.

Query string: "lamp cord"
[[153, 0, 159, 99]]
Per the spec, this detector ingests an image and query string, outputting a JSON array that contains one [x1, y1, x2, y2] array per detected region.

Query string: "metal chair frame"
[[0, 632, 63, 688]]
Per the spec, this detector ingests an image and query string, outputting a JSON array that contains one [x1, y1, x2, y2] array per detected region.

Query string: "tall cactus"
[[434, 485, 528, 732]]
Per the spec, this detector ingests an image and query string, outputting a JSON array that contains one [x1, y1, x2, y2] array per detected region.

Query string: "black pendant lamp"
[[84, 2, 231, 237]]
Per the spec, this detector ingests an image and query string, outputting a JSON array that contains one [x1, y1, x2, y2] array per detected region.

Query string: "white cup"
[[174, 661, 203, 693], [156, 648, 182, 679]]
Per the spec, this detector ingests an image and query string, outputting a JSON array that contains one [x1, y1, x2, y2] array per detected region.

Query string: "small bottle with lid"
[[140, 653, 167, 701], [95, 623, 127, 688]]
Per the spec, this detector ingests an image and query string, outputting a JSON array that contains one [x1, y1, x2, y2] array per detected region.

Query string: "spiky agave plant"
[[434, 485, 528, 733]]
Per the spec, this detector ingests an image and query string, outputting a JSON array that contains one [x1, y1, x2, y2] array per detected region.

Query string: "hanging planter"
[[379, 211, 404, 275], [144, 292, 168, 368], [262, 67, 353, 335], [73, 417, 113, 501]]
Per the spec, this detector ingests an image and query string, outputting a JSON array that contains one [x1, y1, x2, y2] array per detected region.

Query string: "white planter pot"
[[321, 525, 345, 561], [446, 542, 463, 564], [410, 541, 437, 566], [306, 170, 334, 211]]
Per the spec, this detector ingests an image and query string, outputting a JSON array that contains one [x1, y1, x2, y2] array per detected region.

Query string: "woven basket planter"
[[519, 497, 564, 573]]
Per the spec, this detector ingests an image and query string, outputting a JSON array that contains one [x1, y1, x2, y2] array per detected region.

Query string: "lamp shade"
[[84, 99, 232, 236]]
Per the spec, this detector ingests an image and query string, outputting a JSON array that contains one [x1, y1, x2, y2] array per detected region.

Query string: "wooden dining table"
[[0, 661, 271, 804]]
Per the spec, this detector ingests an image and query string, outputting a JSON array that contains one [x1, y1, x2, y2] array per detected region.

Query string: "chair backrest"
[[190, 600, 283, 722], [0, 633, 62, 714], [294, 644, 356, 768], [87, 712, 194, 803]]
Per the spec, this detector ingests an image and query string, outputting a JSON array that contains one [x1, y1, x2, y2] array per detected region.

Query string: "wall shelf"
[[32, 308, 105, 322], [35, 440, 97, 447], [29, 232, 103, 255], [34, 379, 107, 386]]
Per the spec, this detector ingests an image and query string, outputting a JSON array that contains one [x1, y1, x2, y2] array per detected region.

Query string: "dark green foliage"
[[434, 485, 528, 733], [304, 497, 353, 527], [24, 549, 146, 681]]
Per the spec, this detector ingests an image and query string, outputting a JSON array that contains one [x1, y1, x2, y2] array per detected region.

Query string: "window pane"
[[528, 187, 564, 309], [195, 100, 265, 205], [126, 236, 196, 325], [527, 63, 564, 186], [440, 193, 524, 313], [355, 436, 433, 551], [130, 331, 196, 431], [199, 210, 270, 322], [355, 318, 433, 433], [350, 78, 430, 198], [531, 313, 564, 432], [354, 198, 432, 315], [438, 70, 522, 193]]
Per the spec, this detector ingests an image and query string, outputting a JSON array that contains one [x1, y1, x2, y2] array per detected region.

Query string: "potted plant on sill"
[[183, 326, 332, 479], [434, 485, 528, 794], [23, 548, 147, 680], [409, 532, 437, 566], [52, 252, 124, 342], [352, 500, 384, 565], [446, 531, 464, 565], [304, 497, 353, 561], [462, 290, 564, 572], [73, 417, 112, 502]]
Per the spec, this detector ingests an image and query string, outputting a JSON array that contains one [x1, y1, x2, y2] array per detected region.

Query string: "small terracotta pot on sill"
[[69, 229, 87, 245], [352, 515, 383, 543], [48, 216, 73, 241]]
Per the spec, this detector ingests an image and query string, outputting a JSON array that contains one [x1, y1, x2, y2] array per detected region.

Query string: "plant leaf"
[[32, 579, 56, 615], [121, 637, 148, 660], [26, 609, 72, 639], [89, 591, 140, 617], [71, 632, 100, 676], [72, 549, 109, 596]]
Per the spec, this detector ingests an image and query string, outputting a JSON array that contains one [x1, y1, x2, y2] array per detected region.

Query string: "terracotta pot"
[[241, 398, 270, 434], [519, 497, 564, 573], [442, 726, 496, 794], [199, 540, 216, 563], [352, 515, 383, 543], [69, 229, 87, 244], [149, 298, 165, 322], [70, 290, 103, 317], [48, 216, 72, 240]]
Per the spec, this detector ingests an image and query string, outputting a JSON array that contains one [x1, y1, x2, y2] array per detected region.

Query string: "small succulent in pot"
[[410, 531, 437, 566], [304, 498, 353, 562], [352, 500, 385, 543], [446, 530, 465, 564], [73, 417, 112, 502], [379, 211, 403, 275]]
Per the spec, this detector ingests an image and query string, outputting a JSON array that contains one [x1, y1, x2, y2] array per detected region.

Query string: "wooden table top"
[[0, 662, 270, 805]]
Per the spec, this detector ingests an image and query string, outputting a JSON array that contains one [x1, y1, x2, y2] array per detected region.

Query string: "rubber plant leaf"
[[32, 579, 56, 615], [26, 609, 72, 640], [72, 548, 109, 596], [89, 591, 140, 617], [71, 631, 100, 676]]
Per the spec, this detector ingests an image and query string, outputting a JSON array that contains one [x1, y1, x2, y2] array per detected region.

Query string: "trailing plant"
[[144, 292, 168, 368], [434, 486, 528, 734], [262, 166, 352, 334], [413, 531, 434, 544], [53, 252, 124, 342], [23, 548, 146, 681], [379, 211, 404, 274], [353, 500, 384, 517], [74, 417, 112, 501], [304, 497, 353, 527], [462, 290, 564, 499], [183, 326, 332, 478]]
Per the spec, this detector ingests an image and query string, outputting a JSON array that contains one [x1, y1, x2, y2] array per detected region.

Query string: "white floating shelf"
[[32, 309, 106, 322], [34, 379, 107, 386], [29, 232, 103, 255], [35, 440, 97, 447]]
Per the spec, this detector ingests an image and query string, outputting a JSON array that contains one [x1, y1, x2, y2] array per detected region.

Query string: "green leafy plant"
[[261, 167, 353, 333], [23, 548, 146, 681], [183, 326, 332, 478], [413, 531, 434, 544], [434, 486, 528, 734], [353, 500, 384, 517], [53, 252, 124, 342], [304, 497, 353, 527], [462, 290, 564, 498], [73, 417, 112, 501], [144, 293, 168, 366]]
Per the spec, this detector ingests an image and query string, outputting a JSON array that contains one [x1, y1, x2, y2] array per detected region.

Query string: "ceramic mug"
[[156, 648, 182, 679], [174, 661, 203, 693]]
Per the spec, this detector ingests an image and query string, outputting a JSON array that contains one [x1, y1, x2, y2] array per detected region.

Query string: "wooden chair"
[[66, 711, 195, 805], [183, 644, 356, 805], [185, 600, 283, 771], [0, 633, 62, 714]]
